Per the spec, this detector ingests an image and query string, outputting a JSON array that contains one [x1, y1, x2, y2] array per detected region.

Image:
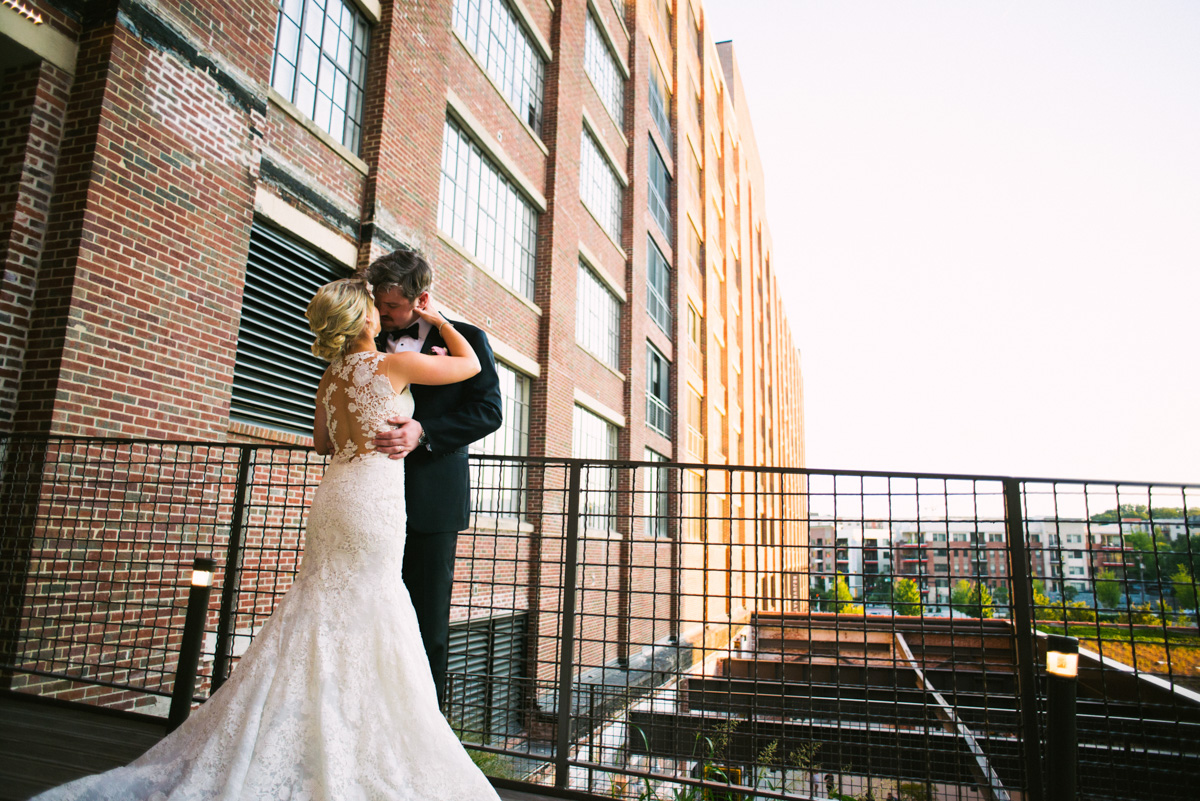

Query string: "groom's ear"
[[417, 291, 430, 310]]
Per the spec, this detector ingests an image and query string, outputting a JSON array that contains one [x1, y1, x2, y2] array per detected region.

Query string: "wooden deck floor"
[[0, 691, 581, 801]]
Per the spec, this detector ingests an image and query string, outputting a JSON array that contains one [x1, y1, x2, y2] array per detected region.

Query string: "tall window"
[[439, 118, 539, 300], [686, 388, 704, 457], [643, 448, 669, 538], [687, 302, 702, 374], [451, 0, 545, 132], [648, 135, 672, 240], [646, 344, 671, 436], [576, 261, 620, 368], [584, 11, 625, 123], [470, 362, 531, 518], [573, 405, 618, 530], [686, 145, 702, 209], [233, 221, 350, 434], [271, 0, 370, 153], [647, 235, 671, 333], [580, 130, 623, 241], [648, 57, 672, 149]]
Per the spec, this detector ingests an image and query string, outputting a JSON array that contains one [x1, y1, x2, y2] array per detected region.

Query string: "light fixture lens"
[[1047, 650, 1078, 678], [191, 569, 213, 587]]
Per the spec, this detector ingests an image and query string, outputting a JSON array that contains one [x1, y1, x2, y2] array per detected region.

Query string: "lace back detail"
[[321, 351, 413, 462]]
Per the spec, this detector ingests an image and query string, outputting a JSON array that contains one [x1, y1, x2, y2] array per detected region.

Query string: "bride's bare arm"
[[383, 310, 480, 389]]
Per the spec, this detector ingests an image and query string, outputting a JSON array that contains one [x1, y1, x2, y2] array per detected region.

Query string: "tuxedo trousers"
[[401, 529, 458, 707]]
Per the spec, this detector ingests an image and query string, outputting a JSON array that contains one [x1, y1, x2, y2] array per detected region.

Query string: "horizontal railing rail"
[[0, 435, 1197, 801]]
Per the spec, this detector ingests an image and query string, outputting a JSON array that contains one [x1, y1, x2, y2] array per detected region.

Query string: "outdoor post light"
[[1045, 633, 1079, 800], [168, 557, 216, 732]]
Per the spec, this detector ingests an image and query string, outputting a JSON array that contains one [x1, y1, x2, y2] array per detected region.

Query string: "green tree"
[[951, 580, 994, 618], [1171, 564, 1197, 611], [832, 573, 863, 614], [967, 581, 995, 618], [1095, 569, 1122, 609], [892, 578, 922, 616]]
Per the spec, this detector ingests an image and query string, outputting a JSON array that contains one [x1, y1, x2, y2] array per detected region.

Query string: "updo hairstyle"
[[305, 278, 375, 361]]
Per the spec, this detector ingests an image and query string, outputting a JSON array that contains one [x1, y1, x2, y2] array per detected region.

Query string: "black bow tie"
[[390, 323, 421, 341]]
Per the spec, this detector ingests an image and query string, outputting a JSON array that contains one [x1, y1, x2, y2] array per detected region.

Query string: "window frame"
[[648, 134, 672, 241], [580, 127, 624, 242], [270, 0, 370, 153], [573, 404, 619, 532], [470, 361, 532, 519], [438, 117, 539, 300], [646, 235, 672, 334], [584, 9, 626, 125], [646, 343, 671, 437], [576, 259, 622, 369], [451, 0, 547, 133]]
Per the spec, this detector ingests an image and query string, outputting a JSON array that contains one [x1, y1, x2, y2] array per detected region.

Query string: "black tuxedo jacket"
[[376, 320, 503, 534]]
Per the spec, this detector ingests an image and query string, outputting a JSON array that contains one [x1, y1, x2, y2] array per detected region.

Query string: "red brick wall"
[[0, 61, 71, 432]]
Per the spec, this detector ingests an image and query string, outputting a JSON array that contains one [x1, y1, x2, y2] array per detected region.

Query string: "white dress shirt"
[[385, 319, 433, 354]]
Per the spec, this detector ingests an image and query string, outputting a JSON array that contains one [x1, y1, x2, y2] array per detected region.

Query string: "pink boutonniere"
[[431, 346, 448, 356]]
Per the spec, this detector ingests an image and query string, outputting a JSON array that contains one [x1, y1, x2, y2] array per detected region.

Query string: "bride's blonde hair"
[[306, 278, 375, 361]]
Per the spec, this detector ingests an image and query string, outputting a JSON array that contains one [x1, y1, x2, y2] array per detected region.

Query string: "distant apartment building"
[[891, 521, 1007, 604], [809, 521, 892, 598]]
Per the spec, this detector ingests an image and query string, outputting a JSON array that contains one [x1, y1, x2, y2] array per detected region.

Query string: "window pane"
[[580, 130, 623, 242], [452, 0, 546, 133], [573, 405, 618, 530], [270, 0, 369, 152], [647, 235, 672, 333], [576, 261, 621, 368], [648, 136, 672, 240], [646, 344, 671, 437], [584, 11, 625, 123], [471, 362, 530, 519], [439, 118, 538, 299]]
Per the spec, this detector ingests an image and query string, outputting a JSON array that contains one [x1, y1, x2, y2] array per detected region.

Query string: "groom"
[[367, 250, 503, 706]]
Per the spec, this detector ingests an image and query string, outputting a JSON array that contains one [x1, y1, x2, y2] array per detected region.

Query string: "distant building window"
[[271, 0, 370, 153], [646, 343, 671, 436], [439, 118, 538, 299], [470, 362, 531, 519], [232, 221, 350, 434], [576, 261, 621, 368], [584, 11, 624, 123], [644, 448, 669, 538], [648, 56, 672, 149], [573, 405, 617, 530], [648, 135, 672, 240], [580, 130, 623, 241], [687, 388, 704, 457], [451, 0, 545, 132], [646, 235, 671, 333]]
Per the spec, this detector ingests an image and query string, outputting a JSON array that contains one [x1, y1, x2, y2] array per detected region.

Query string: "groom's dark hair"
[[365, 249, 434, 300]]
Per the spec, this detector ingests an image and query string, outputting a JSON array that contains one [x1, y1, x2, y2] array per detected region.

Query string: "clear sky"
[[701, 0, 1200, 484]]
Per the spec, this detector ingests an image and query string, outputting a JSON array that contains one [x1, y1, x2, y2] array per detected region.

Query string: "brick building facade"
[[1, 0, 806, 712]]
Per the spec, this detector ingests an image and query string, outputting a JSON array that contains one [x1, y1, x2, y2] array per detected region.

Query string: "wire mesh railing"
[[1, 436, 1197, 800]]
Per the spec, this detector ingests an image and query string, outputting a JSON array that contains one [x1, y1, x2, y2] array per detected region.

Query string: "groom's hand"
[[375, 416, 424, 460]]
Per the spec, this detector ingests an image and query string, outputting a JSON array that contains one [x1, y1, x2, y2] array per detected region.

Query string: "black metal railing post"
[[1004, 477, 1045, 801], [211, 446, 253, 690], [554, 461, 583, 791], [1045, 634, 1079, 800], [167, 557, 216, 731]]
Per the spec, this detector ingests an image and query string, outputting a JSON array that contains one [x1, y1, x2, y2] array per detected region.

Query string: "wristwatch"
[[417, 430, 430, 451]]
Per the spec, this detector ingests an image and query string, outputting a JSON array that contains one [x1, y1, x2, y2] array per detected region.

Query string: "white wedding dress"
[[32, 351, 501, 801]]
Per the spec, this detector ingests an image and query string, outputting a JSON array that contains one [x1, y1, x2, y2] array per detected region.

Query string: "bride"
[[30, 277, 502, 800]]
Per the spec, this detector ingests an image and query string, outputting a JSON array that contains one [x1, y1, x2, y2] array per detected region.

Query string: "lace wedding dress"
[[32, 351, 501, 801]]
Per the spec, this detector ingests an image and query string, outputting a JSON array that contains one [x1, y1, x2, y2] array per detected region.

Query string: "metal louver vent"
[[231, 221, 352, 435], [446, 612, 528, 742]]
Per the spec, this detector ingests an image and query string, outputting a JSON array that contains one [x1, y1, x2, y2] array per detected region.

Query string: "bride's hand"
[[412, 302, 445, 328]]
